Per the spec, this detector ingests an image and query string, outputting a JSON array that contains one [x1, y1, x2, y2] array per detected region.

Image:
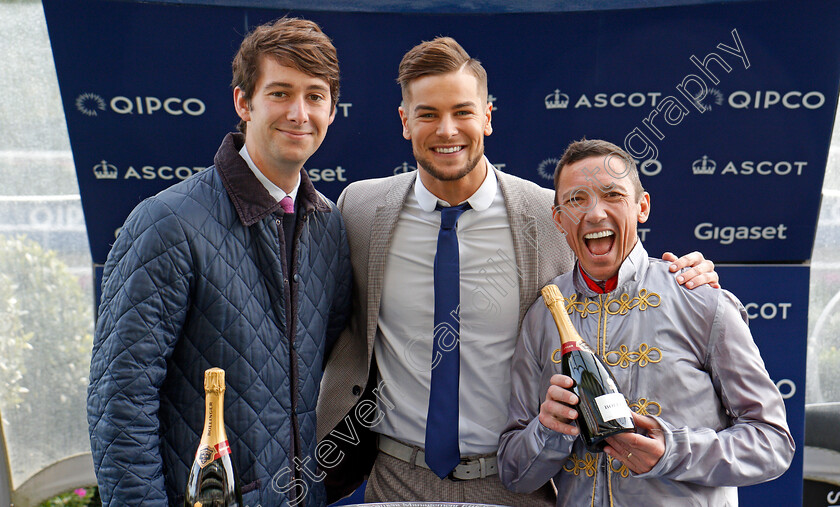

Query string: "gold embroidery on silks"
[[605, 343, 663, 369], [563, 452, 597, 477], [599, 295, 607, 356], [566, 290, 662, 318], [606, 289, 661, 315], [565, 293, 601, 319], [630, 397, 662, 416], [608, 455, 631, 478]]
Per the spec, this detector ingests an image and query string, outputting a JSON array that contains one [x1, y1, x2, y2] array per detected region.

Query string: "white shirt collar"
[[413, 156, 498, 212], [239, 144, 300, 203]]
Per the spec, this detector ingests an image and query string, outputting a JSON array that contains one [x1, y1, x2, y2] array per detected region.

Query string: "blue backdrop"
[[42, 0, 839, 505]]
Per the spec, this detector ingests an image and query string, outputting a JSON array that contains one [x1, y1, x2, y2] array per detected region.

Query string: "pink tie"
[[280, 196, 294, 214]]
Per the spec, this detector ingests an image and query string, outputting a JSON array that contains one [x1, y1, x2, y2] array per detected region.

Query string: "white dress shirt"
[[374, 160, 521, 455], [239, 144, 300, 202]]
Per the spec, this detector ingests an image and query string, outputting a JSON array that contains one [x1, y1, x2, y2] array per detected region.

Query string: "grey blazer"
[[316, 165, 575, 496]]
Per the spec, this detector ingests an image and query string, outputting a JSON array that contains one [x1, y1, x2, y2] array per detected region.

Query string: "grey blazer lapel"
[[496, 168, 541, 328], [366, 174, 416, 354]]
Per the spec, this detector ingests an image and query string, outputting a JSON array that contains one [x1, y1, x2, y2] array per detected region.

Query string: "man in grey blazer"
[[316, 37, 718, 505]]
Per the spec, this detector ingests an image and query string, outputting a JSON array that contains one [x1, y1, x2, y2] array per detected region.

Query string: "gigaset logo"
[[76, 92, 206, 116], [694, 222, 787, 245], [307, 166, 347, 182]]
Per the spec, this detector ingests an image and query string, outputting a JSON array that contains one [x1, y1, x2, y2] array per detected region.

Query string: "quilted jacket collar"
[[214, 132, 331, 227]]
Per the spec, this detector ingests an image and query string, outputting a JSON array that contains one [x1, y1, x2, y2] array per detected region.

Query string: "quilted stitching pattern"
[[88, 144, 351, 506]]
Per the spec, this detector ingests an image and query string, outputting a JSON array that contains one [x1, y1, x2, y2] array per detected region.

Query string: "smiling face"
[[234, 56, 336, 179], [556, 155, 650, 280], [398, 69, 492, 199]]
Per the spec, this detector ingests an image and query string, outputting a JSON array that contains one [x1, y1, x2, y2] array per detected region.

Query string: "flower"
[[74, 488, 86, 497]]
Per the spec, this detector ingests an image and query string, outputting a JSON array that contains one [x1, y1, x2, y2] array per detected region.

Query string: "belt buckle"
[[447, 460, 469, 482], [447, 469, 464, 482]]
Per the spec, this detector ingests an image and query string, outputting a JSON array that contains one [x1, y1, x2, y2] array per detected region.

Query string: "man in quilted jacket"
[[87, 17, 352, 506]]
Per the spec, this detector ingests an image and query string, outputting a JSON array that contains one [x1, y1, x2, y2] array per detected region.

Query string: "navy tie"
[[425, 202, 471, 479]]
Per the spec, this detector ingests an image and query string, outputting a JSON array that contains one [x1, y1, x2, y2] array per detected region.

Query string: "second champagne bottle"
[[184, 367, 243, 507]]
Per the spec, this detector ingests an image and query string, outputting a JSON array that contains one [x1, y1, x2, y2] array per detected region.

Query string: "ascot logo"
[[93, 160, 118, 179], [545, 90, 570, 109], [692, 156, 717, 175], [75, 92, 206, 116], [545, 89, 663, 109], [93, 159, 204, 181], [692, 156, 806, 176], [744, 302, 792, 320], [394, 162, 417, 175]]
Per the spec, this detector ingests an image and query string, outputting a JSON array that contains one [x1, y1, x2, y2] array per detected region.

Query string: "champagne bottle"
[[541, 284, 635, 451], [185, 368, 243, 507]]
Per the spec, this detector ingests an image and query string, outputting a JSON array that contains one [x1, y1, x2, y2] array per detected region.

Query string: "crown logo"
[[692, 155, 716, 175], [545, 89, 569, 110], [393, 161, 417, 175], [93, 160, 118, 179]]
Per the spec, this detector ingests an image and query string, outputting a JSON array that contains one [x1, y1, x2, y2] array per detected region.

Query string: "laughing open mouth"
[[584, 230, 615, 256]]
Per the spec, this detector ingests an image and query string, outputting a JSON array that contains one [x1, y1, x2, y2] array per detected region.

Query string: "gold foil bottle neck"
[[541, 284, 584, 346], [204, 367, 226, 393], [541, 284, 562, 307]]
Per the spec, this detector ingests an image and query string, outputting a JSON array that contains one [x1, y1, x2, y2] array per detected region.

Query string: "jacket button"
[[352, 385, 361, 396], [293, 273, 302, 283]]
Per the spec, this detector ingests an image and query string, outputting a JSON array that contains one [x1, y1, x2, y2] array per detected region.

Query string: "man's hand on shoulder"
[[662, 251, 720, 289]]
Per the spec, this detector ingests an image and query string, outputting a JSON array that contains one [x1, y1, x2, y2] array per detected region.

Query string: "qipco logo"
[[76, 92, 206, 117]]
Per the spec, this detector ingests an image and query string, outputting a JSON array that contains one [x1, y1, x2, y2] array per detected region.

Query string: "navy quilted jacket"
[[88, 133, 352, 506]]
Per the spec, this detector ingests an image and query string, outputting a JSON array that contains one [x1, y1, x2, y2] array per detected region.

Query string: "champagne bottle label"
[[196, 440, 232, 468], [561, 342, 581, 355], [595, 392, 633, 422], [196, 445, 215, 468], [214, 440, 232, 460]]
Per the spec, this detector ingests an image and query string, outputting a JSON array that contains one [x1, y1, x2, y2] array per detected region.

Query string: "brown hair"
[[554, 138, 645, 202], [397, 37, 487, 104], [231, 17, 340, 133]]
